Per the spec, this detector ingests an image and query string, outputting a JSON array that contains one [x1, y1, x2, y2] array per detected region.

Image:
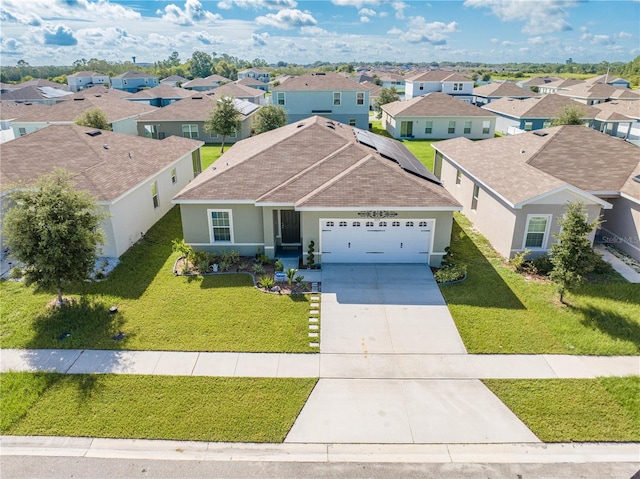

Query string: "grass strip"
[[484, 378, 640, 442], [1, 372, 317, 443]]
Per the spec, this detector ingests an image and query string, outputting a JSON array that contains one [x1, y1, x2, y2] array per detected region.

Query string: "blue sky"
[[1, 0, 638, 66]]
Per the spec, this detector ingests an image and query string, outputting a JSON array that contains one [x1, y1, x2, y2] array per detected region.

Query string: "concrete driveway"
[[319, 264, 467, 354]]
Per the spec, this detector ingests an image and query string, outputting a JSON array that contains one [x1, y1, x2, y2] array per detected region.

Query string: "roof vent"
[[520, 149, 525, 154], [103, 144, 109, 149], [192, 96, 203, 100], [634, 175, 640, 184], [86, 130, 102, 137], [297, 122, 305, 128], [74, 97, 85, 101], [533, 131, 548, 137]]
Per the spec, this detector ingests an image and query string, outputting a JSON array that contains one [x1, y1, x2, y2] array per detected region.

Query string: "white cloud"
[[464, 0, 577, 35], [391, 17, 458, 45], [360, 16, 370, 23], [1, 37, 23, 54], [195, 31, 223, 45], [391, 1, 407, 19], [157, 0, 221, 26], [490, 37, 499, 44], [0, 9, 42, 26], [300, 26, 330, 36], [252, 32, 269, 46], [221, 0, 298, 9], [529, 36, 546, 45], [618, 31, 633, 39], [501, 40, 515, 46], [331, 0, 382, 7], [359, 8, 376, 16], [255, 8, 317, 28]]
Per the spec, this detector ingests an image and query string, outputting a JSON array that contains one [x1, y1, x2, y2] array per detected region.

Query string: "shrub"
[[179, 262, 191, 275], [440, 246, 454, 268], [286, 268, 296, 286], [258, 275, 275, 289], [252, 263, 265, 275], [171, 238, 195, 263], [434, 264, 467, 284], [274, 259, 284, 272], [219, 249, 239, 265], [256, 254, 271, 265], [307, 241, 315, 268], [532, 254, 553, 276], [295, 274, 305, 284], [197, 260, 211, 274], [193, 250, 212, 267], [238, 262, 249, 271], [9, 267, 23, 279], [218, 260, 230, 272]]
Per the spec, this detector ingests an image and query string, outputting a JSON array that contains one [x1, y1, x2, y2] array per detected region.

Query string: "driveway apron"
[[286, 264, 539, 444]]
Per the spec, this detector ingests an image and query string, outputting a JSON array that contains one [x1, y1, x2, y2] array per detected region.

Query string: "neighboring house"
[[0, 101, 49, 143], [10, 89, 157, 137], [210, 82, 266, 105], [555, 82, 640, 105], [537, 78, 585, 94], [111, 71, 159, 93], [235, 77, 268, 92], [0, 85, 72, 105], [182, 75, 230, 92], [67, 71, 110, 92], [136, 93, 258, 144], [405, 71, 474, 101], [376, 72, 405, 92], [172, 115, 461, 266], [585, 74, 631, 89], [237, 68, 270, 83], [482, 94, 600, 135], [271, 72, 370, 129], [433, 126, 640, 261], [381, 92, 496, 140], [473, 82, 540, 106], [0, 124, 203, 258], [160, 75, 188, 87], [516, 76, 562, 91], [125, 84, 192, 107], [360, 81, 383, 110], [591, 101, 640, 142]]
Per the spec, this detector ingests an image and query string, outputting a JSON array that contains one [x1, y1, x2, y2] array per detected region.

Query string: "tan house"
[[472, 81, 540, 106], [433, 126, 640, 261], [381, 92, 496, 140], [1, 125, 203, 258], [210, 82, 266, 105], [173, 116, 461, 266], [136, 93, 258, 143]]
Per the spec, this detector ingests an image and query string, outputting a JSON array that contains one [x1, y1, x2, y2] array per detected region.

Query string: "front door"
[[281, 210, 301, 244]]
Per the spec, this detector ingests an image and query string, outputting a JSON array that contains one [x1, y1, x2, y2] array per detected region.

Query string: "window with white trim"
[[524, 121, 533, 131], [326, 221, 334, 227], [349, 118, 356, 126], [471, 184, 479, 210], [453, 83, 463, 91], [352, 221, 360, 227], [379, 221, 387, 227], [392, 221, 400, 227], [339, 221, 347, 227], [182, 124, 199, 139], [406, 221, 414, 227], [366, 221, 374, 227], [333, 92, 341, 106], [277, 92, 285, 106], [144, 124, 158, 139], [543, 121, 551, 128], [151, 181, 159, 209], [448, 121, 456, 134], [419, 83, 424, 91], [523, 215, 551, 249], [482, 120, 491, 134], [210, 210, 232, 242], [356, 92, 365, 105], [464, 121, 472, 134], [170, 168, 177, 185], [18, 127, 26, 136], [425, 121, 433, 134], [419, 221, 428, 227]]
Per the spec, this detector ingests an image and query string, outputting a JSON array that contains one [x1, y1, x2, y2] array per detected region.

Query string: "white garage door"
[[321, 219, 433, 263]]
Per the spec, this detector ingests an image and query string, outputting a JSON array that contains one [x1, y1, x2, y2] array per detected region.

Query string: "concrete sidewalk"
[[2, 349, 638, 378]]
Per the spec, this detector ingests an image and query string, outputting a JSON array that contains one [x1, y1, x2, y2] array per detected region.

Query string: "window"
[[144, 124, 157, 139], [170, 168, 177, 185], [182, 124, 199, 139], [18, 127, 26, 136], [151, 181, 159, 209], [229, 129, 237, 139], [276, 92, 285, 106], [406, 222, 414, 227], [333, 92, 341, 106], [339, 221, 347, 227], [464, 121, 472, 134], [419, 221, 428, 227], [419, 83, 424, 91], [543, 121, 551, 128], [209, 132, 219, 139], [356, 92, 365, 105], [453, 83, 463, 91], [424, 121, 433, 134], [524, 215, 551, 249], [392, 221, 400, 227], [471, 184, 479, 210], [482, 121, 491, 134], [352, 221, 360, 227], [379, 221, 387, 227], [158, 132, 166, 140], [456, 170, 462, 185], [123, 79, 128, 85], [448, 121, 456, 134], [210, 211, 232, 242], [524, 121, 533, 131], [326, 221, 335, 227], [366, 221, 374, 227], [349, 118, 356, 126]]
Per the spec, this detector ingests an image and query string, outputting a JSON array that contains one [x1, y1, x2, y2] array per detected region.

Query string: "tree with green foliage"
[[204, 96, 241, 153], [551, 105, 586, 126], [190, 51, 213, 78], [74, 107, 112, 130], [2, 170, 106, 306], [549, 201, 602, 303], [374, 86, 400, 119], [253, 105, 287, 135]]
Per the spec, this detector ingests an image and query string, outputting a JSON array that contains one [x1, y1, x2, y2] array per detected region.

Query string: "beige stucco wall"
[[601, 196, 640, 262], [137, 114, 255, 144]]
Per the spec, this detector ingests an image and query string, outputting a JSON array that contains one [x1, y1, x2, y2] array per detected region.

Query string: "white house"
[[405, 71, 474, 101], [67, 71, 110, 92]]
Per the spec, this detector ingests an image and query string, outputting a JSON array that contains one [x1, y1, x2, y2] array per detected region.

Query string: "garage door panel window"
[[209, 210, 233, 243], [523, 215, 551, 249]]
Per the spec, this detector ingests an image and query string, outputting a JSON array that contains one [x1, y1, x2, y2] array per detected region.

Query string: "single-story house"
[[172, 115, 461, 266], [0, 101, 49, 143], [482, 94, 601, 135], [473, 82, 540, 106], [537, 78, 585, 95], [591, 101, 640, 141], [10, 88, 157, 137], [516, 76, 562, 91], [125, 84, 192, 107], [433, 125, 640, 261], [182, 75, 230, 92], [1, 125, 203, 258], [136, 93, 258, 143], [0, 84, 72, 105], [584, 74, 632, 89], [381, 92, 496, 140], [160, 75, 188, 87]]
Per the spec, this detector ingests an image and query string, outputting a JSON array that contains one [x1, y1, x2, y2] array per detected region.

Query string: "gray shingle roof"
[[0, 124, 203, 201], [482, 94, 600, 119], [138, 94, 255, 121], [112, 71, 158, 80], [126, 84, 192, 100], [272, 72, 366, 92], [382, 92, 496, 118], [406, 71, 472, 82], [210, 82, 264, 99], [173, 115, 460, 210], [473, 82, 540, 98]]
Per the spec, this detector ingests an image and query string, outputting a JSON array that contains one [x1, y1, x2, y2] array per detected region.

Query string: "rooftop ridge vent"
[[86, 130, 102, 137], [533, 131, 548, 136], [73, 97, 85, 101], [192, 96, 203, 99]]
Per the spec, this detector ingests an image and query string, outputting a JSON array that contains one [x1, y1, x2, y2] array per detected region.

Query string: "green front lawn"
[[370, 120, 442, 171], [200, 144, 226, 170], [442, 213, 640, 355], [1, 372, 316, 442], [0, 207, 313, 352], [484, 377, 640, 442]]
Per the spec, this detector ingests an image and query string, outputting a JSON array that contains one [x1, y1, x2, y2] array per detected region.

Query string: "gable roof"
[[235, 77, 265, 87], [482, 94, 600, 119], [17, 79, 70, 90], [473, 82, 540, 98], [161, 75, 188, 83], [406, 71, 472, 82], [112, 71, 158, 80], [435, 126, 639, 207], [592, 101, 640, 121], [182, 74, 229, 88], [12, 92, 156, 124], [239, 68, 268, 74], [210, 82, 264, 99], [68, 71, 107, 78], [138, 93, 257, 121], [519, 76, 562, 87], [0, 124, 203, 201], [272, 72, 365, 92], [70, 85, 131, 99], [539, 78, 585, 90], [382, 92, 496, 118], [173, 115, 460, 210], [0, 85, 73, 102], [126, 84, 192, 100], [0, 100, 50, 121]]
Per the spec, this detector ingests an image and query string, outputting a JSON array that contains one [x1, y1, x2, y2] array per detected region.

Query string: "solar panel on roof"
[[352, 128, 441, 184]]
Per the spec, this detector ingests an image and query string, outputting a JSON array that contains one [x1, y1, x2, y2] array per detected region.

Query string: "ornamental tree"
[[253, 104, 287, 135], [204, 96, 241, 153], [374, 87, 400, 119], [74, 107, 112, 130], [551, 105, 586, 126], [2, 170, 106, 306], [549, 201, 602, 303]]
